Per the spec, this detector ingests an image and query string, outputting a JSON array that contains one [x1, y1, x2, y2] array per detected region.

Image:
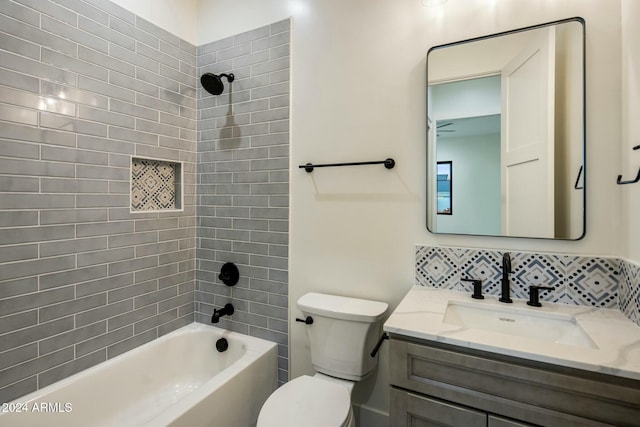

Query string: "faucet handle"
[[461, 278, 484, 300], [527, 285, 555, 307]]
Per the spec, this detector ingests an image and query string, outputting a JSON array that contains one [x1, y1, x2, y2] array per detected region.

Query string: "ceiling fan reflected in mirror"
[[436, 121, 455, 137]]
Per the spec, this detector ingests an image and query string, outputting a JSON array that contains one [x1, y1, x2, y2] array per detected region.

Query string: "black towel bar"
[[299, 158, 395, 173]]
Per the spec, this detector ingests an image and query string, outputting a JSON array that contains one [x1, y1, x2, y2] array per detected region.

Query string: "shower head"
[[200, 72, 235, 95]]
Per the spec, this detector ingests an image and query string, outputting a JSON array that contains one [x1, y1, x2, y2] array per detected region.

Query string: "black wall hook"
[[617, 169, 640, 185], [617, 145, 640, 185], [218, 262, 239, 286]]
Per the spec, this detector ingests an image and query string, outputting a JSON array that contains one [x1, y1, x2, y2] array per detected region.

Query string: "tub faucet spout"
[[499, 253, 513, 303], [211, 303, 234, 324]]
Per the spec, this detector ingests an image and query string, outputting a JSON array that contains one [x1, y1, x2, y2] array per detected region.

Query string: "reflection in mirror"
[[426, 18, 585, 240], [437, 161, 452, 215]]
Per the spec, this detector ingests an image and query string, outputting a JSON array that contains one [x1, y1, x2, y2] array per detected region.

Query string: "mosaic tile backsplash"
[[131, 158, 179, 211], [416, 246, 640, 326], [620, 260, 640, 325]]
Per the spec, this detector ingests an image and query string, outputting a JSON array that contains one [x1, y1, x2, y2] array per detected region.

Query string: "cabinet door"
[[391, 388, 486, 427], [488, 415, 536, 427]]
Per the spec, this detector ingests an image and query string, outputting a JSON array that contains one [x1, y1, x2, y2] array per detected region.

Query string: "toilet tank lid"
[[297, 293, 388, 322]]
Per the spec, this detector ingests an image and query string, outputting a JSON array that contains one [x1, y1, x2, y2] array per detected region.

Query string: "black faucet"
[[211, 303, 234, 324], [499, 253, 513, 303]]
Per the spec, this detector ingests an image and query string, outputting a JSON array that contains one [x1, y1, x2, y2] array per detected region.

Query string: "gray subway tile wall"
[[195, 20, 291, 385], [0, 0, 197, 402]]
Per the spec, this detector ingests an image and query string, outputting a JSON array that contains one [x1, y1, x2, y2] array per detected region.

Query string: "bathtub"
[[0, 323, 278, 427]]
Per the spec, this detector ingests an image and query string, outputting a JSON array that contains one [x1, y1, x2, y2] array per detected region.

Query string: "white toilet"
[[257, 292, 388, 427]]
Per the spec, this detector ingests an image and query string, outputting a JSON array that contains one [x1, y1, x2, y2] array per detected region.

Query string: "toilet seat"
[[257, 375, 352, 427]]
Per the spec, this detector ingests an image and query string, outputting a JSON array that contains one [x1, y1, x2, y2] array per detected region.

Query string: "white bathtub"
[[0, 323, 278, 427]]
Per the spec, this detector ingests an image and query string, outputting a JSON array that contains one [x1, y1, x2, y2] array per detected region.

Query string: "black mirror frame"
[[425, 16, 586, 241]]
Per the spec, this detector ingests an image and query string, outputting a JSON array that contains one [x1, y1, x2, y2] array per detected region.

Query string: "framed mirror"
[[426, 17, 585, 240]]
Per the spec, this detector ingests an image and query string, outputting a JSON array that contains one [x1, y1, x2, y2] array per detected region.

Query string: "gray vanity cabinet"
[[390, 388, 533, 427], [391, 388, 487, 426], [488, 415, 534, 427], [388, 336, 640, 427]]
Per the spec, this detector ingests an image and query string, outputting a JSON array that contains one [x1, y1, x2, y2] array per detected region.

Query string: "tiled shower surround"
[[0, 0, 198, 403], [0, 0, 290, 402], [194, 21, 290, 385], [416, 246, 640, 326]]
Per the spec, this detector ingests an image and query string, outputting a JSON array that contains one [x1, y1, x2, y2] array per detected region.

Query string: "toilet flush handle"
[[295, 316, 313, 325]]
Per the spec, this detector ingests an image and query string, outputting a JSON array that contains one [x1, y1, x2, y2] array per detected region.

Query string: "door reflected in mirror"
[[426, 18, 585, 240]]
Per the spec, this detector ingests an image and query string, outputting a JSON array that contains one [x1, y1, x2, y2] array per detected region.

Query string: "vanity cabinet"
[[391, 388, 533, 427], [389, 337, 640, 427]]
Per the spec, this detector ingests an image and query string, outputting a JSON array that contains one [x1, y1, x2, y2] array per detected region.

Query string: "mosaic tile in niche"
[[131, 158, 181, 211]]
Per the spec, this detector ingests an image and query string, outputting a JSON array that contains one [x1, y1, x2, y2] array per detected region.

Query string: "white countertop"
[[384, 287, 640, 380]]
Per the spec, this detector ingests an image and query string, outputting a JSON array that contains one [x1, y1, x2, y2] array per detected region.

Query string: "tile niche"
[[131, 157, 183, 212]]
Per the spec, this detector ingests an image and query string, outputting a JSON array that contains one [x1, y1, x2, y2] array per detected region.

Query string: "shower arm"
[[218, 73, 234, 82]]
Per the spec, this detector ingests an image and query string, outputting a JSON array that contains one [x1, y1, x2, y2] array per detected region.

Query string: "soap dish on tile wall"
[[131, 157, 183, 212]]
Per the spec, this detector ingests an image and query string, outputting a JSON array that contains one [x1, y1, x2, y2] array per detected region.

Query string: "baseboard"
[[353, 403, 389, 427]]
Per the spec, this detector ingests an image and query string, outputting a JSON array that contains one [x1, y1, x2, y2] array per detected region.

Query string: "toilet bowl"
[[257, 293, 388, 427], [257, 374, 355, 427]]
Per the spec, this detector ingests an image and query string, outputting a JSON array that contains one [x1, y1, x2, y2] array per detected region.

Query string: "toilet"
[[257, 292, 388, 427]]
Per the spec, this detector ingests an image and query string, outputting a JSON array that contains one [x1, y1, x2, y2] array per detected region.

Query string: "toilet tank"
[[297, 293, 388, 381]]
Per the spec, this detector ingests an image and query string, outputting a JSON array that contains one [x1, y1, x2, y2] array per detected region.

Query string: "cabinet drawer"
[[389, 337, 640, 427], [391, 388, 486, 427], [488, 415, 535, 427]]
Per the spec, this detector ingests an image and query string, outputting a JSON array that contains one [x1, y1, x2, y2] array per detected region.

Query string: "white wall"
[[621, 0, 640, 263], [196, 0, 295, 45], [431, 76, 501, 120], [428, 27, 534, 83], [109, 0, 198, 44], [436, 134, 501, 235], [119, 0, 626, 424]]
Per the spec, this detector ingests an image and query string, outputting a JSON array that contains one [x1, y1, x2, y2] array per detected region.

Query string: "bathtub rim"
[[2, 322, 278, 416], [142, 323, 278, 426]]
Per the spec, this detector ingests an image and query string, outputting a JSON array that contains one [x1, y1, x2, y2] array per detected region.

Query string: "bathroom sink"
[[443, 301, 597, 349]]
